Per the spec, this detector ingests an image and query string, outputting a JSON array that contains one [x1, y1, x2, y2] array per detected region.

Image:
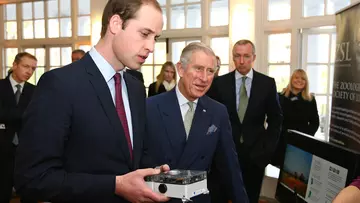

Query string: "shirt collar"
[[235, 68, 253, 80], [175, 82, 199, 107], [89, 47, 124, 82], [9, 73, 25, 88]]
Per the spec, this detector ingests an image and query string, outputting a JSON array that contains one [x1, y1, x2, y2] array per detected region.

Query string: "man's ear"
[[108, 14, 123, 35], [176, 62, 184, 78]]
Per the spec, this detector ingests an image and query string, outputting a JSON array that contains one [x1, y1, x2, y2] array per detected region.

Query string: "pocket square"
[[206, 125, 218, 135], [0, 124, 5, 129]]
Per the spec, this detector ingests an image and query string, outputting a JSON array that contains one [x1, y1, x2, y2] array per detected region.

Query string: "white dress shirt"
[[175, 84, 198, 122], [89, 47, 133, 147], [235, 68, 253, 111], [9, 74, 25, 94]]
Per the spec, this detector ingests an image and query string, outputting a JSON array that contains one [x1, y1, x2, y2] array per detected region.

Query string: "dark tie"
[[13, 84, 22, 145], [114, 73, 132, 159]]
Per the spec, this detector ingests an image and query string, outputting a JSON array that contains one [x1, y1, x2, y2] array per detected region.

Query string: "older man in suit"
[[14, 1, 169, 203], [207, 39, 283, 203], [142, 42, 248, 203], [0, 52, 37, 203]]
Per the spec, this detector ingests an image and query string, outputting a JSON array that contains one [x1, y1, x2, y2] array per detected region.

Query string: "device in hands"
[[145, 169, 209, 202]]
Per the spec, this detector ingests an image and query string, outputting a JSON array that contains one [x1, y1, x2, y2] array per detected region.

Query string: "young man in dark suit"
[[14, 1, 169, 203], [0, 52, 37, 203], [143, 42, 249, 203], [207, 39, 283, 203]]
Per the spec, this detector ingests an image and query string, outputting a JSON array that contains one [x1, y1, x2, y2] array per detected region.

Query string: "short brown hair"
[[233, 39, 256, 55], [100, 0, 161, 38], [13, 52, 37, 64]]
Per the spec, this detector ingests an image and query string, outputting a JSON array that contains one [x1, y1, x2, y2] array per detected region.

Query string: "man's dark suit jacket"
[[14, 53, 146, 203], [142, 89, 249, 203], [207, 70, 282, 168], [0, 76, 35, 202], [126, 69, 144, 83]]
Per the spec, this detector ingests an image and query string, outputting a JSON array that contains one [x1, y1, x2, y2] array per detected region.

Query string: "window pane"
[[61, 47, 72, 65], [210, 0, 228, 26], [314, 95, 327, 139], [171, 6, 185, 29], [144, 53, 154, 65], [326, 0, 350, 15], [141, 66, 154, 87], [268, 65, 290, 92], [5, 4, 16, 21], [36, 48, 46, 66], [50, 48, 61, 66], [172, 41, 186, 63], [162, 8, 167, 30], [23, 21, 34, 39], [60, 18, 72, 37], [78, 16, 91, 36], [35, 67, 45, 84], [79, 45, 91, 52], [307, 65, 328, 94], [47, 0, 59, 18], [6, 48, 18, 66], [154, 42, 167, 64], [154, 65, 162, 81], [171, 0, 184, 4], [78, 0, 90, 15], [211, 37, 229, 64], [187, 0, 200, 2], [48, 19, 59, 38], [34, 1, 44, 19], [158, 0, 166, 6], [22, 3, 33, 20], [268, 33, 291, 63], [24, 48, 35, 55], [307, 34, 330, 63], [28, 74, 36, 85], [303, 0, 324, 17], [186, 4, 201, 28], [34, 20, 45, 38], [5, 22, 17, 40], [330, 34, 336, 63], [268, 0, 291, 21], [60, 0, 71, 17], [218, 65, 229, 76]]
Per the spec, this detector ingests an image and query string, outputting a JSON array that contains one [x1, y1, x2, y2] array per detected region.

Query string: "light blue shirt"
[[235, 68, 253, 111], [89, 47, 133, 147]]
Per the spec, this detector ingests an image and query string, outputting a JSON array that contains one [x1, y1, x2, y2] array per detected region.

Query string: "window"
[[24, 48, 46, 84], [268, 0, 291, 21], [211, 37, 230, 76], [170, 0, 201, 29], [142, 41, 167, 93], [4, 4, 17, 40], [302, 27, 336, 140], [78, 0, 91, 36], [210, 0, 229, 26], [303, 0, 350, 17], [4, 48, 19, 76], [22, 2, 46, 39], [49, 46, 72, 70], [267, 33, 291, 92], [47, 0, 72, 38]]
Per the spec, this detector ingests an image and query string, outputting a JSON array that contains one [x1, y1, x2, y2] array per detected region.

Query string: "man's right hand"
[[115, 168, 169, 203]]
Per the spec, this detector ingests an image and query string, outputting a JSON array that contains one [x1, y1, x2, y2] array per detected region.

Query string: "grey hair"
[[233, 39, 256, 54], [179, 42, 217, 69]]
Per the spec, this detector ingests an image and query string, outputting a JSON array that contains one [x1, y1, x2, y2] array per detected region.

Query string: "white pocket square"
[[206, 125, 218, 135], [0, 124, 5, 129]]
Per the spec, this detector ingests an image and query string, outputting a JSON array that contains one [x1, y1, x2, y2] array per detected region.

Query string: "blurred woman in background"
[[148, 61, 177, 97], [272, 69, 319, 166]]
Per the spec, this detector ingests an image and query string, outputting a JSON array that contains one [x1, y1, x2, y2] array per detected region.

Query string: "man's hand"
[[115, 168, 170, 203]]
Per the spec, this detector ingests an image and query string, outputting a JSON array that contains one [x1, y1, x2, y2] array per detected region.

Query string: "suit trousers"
[[239, 157, 265, 203]]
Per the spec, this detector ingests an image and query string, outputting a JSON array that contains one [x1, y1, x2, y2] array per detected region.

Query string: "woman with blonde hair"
[[272, 69, 319, 166], [148, 61, 177, 97]]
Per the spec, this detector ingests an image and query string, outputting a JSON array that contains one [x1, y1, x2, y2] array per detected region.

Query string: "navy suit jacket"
[[142, 89, 249, 203], [14, 53, 146, 203], [207, 70, 283, 168]]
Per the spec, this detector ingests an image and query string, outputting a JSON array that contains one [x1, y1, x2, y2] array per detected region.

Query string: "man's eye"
[[141, 32, 149, 37]]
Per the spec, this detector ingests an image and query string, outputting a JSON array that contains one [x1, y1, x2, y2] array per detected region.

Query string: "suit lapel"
[[224, 71, 237, 116], [123, 72, 141, 169], [177, 97, 212, 169], [159, 89, 187, 166], [84, 55, 132, 169], [3, 77, 16, 105]]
